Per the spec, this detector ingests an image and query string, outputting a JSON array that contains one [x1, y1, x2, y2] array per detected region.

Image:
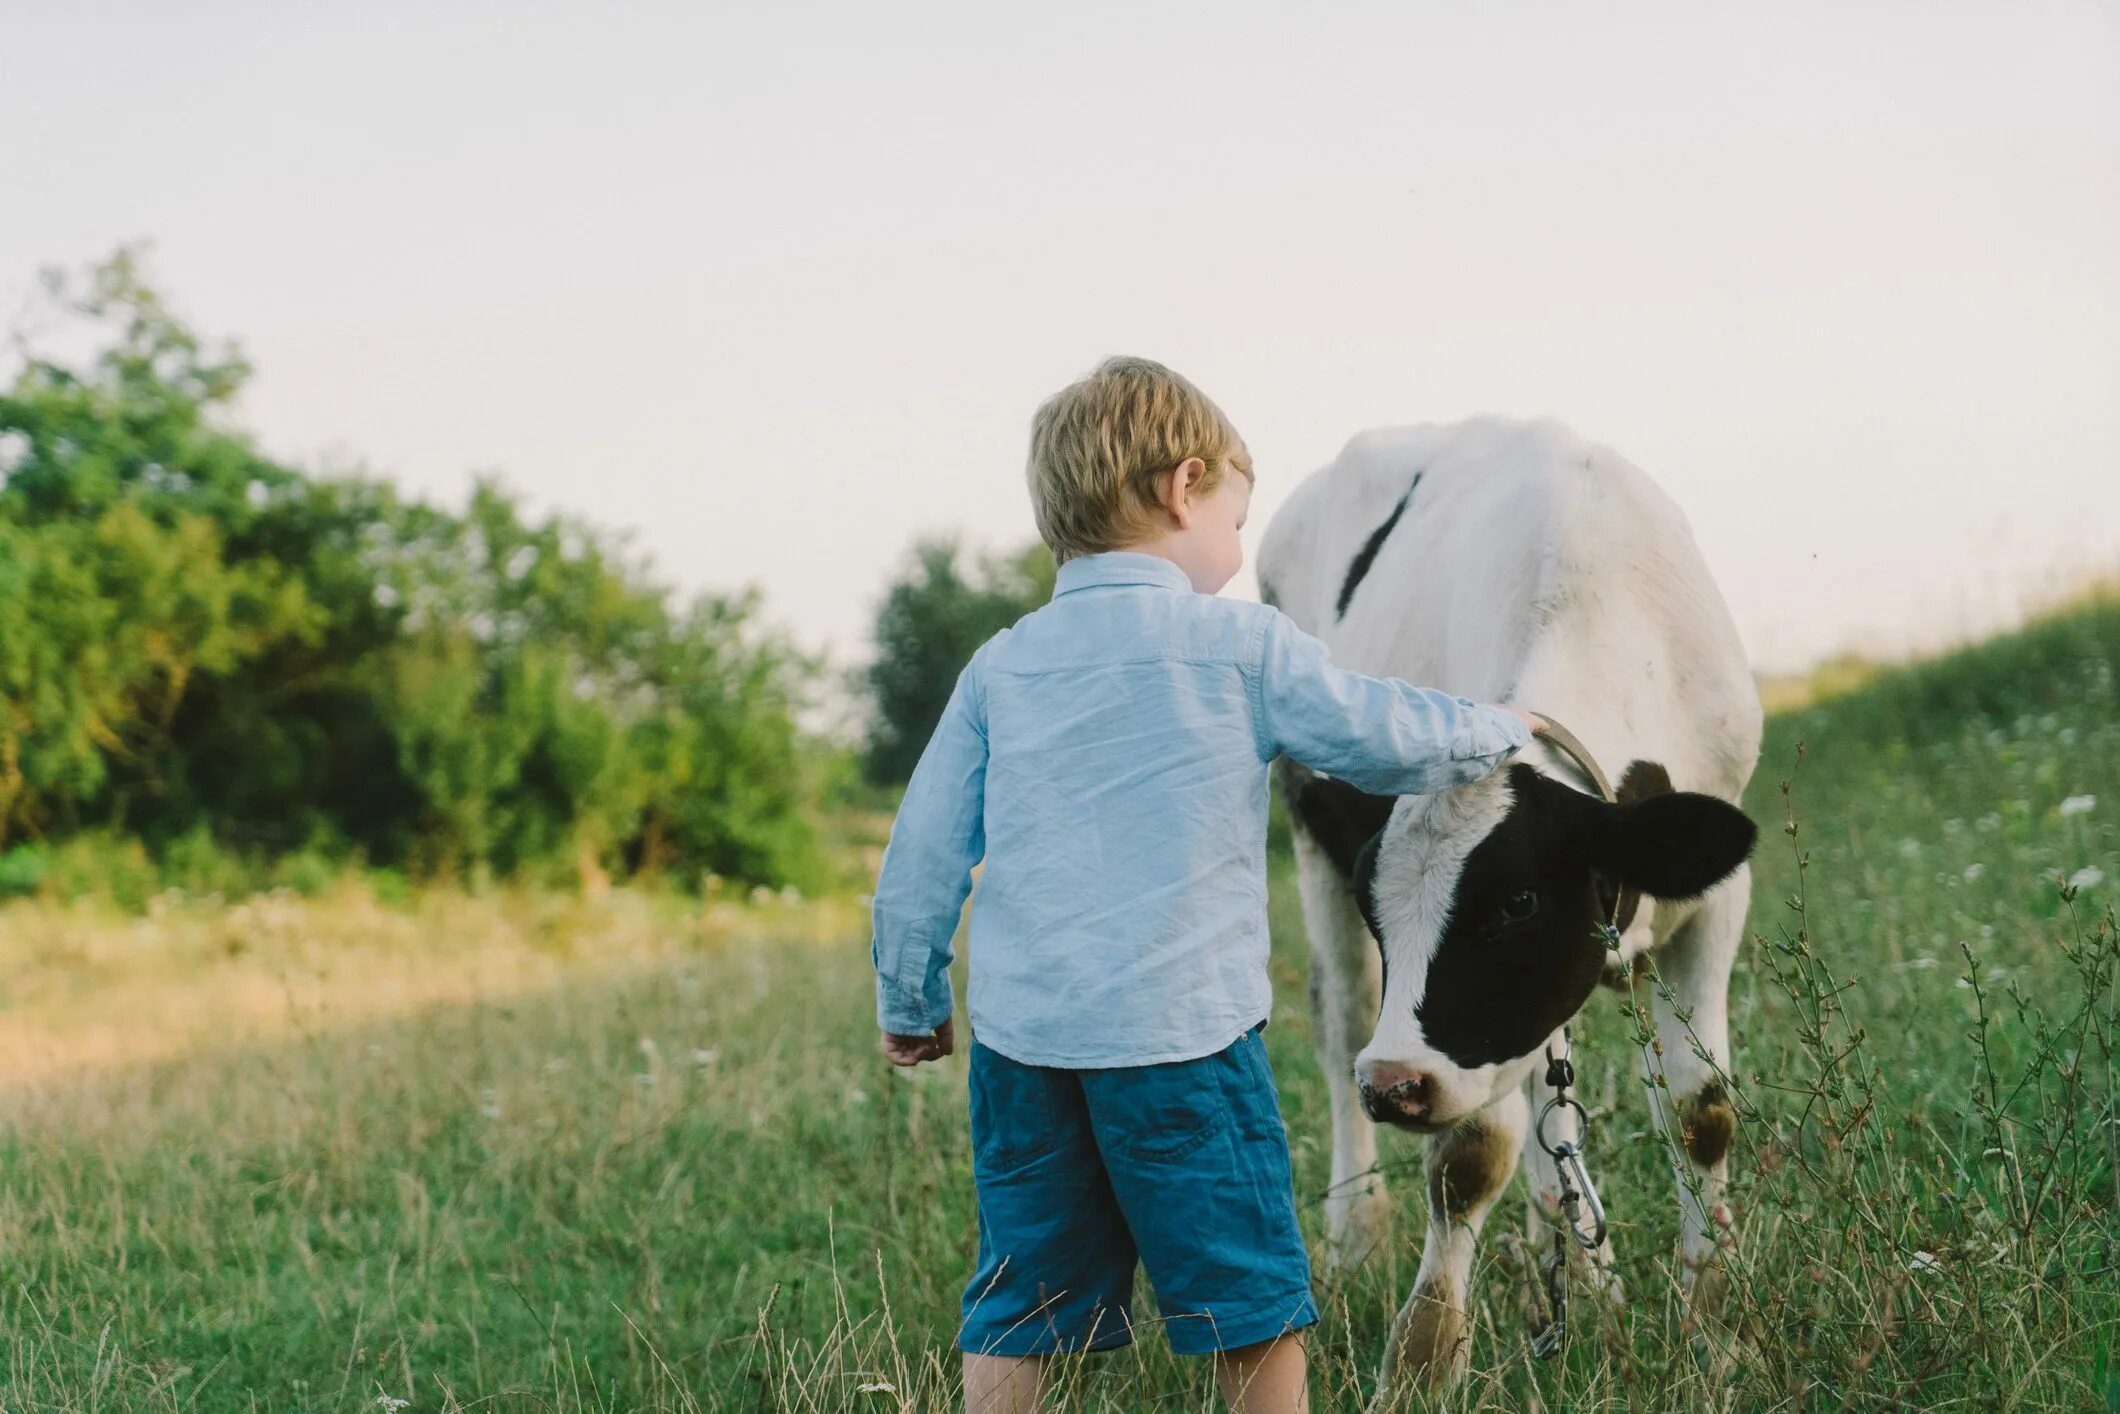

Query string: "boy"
[[872, 357, 1539, 1414]]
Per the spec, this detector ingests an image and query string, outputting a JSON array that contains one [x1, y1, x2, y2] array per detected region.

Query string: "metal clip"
[[1549, 1140, 1609, 1250]]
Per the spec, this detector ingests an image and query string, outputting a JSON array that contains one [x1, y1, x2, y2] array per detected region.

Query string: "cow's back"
[[1257, 415, 1760, 802]]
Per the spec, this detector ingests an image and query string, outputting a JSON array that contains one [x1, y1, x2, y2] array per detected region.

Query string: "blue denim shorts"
[[958, 1025, 1318, 1357]]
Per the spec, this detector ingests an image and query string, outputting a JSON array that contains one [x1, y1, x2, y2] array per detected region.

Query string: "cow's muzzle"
[[1356, 1059, 1436, 1126]]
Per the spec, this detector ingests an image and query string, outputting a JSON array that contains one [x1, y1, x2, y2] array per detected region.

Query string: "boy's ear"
[[1578, 792, 1757, 901], [1160, 456, 1209, 526]]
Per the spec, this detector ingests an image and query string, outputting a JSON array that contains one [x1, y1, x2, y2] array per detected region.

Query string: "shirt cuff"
[[1453, 699, 1533, 760], [877, 977, 951, 1036]]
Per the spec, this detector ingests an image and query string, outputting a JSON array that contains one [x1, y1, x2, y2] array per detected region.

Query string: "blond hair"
[[1026, 356, 1253, 564]]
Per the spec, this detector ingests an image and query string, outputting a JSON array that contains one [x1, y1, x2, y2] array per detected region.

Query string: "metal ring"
[[1535, 1095, 1589, 1158]]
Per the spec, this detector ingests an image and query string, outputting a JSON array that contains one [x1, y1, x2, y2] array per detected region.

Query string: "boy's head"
[[1027, 356, 1254, 592]]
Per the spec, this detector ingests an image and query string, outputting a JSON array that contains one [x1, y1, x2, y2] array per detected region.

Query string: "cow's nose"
[[1357, 1060, 1434, 1123]]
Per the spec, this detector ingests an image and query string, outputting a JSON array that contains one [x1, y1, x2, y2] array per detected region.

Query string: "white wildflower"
[[376, 1397, 411, 1412], [2066, 866, 2104, 892], [750, 885, 774, 906], [1898, 838, 1922, 858], [1962, 863, 1985, 882], [1908, 1251, 1943, 1275], [857, 1382, 898, 1395], [848, 1087, 869, 1105], [692, 1047, 720, 1066], [2058, 794, 2096, 818]]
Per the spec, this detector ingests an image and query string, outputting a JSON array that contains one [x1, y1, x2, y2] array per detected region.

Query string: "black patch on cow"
[[1335, 474, 1421, 619], [1681, 1081, 1736, 1168], [1415, 768, 1610, 1067], [1408, 765, 1757, 1070]]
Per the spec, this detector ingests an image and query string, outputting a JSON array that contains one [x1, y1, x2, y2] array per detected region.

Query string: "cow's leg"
[[1642, 867, 1746, 1316], [1292, 831, 1389, 1272], [1519, 1053, 1623, 1308], [1372, 1088, 1526, 1404]]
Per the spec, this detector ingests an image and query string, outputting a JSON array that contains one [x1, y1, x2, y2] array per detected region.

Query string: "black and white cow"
[[1257, 417, 1762, 1394]]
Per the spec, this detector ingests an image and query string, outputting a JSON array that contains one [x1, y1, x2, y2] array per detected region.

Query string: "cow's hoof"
[[1323, 1186, 1393, 1277], [1683, 1255, 1729, 1322], [1374, 1287, 1470, 1407]]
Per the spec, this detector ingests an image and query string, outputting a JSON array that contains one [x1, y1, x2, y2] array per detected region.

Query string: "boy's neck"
[[1113, 538, 1212, 594]]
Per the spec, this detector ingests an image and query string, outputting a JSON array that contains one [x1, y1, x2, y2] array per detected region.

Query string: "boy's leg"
[[959, 1041, 1139, 1370], [1084, 1026, 1318, 1407], [963, 1353, 1049, 1414], [1214, 1332, 1309, 1414]]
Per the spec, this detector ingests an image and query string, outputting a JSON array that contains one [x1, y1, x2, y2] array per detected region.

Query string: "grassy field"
[[2, 602, 2115, 1412]]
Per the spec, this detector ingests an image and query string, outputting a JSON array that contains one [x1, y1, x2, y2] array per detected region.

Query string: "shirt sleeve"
[[871, 650, 989, 1034], [1252, 609, 1532, 794]]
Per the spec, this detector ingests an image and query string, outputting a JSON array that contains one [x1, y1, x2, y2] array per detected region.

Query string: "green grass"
[[1, 602, 2115, 1411]]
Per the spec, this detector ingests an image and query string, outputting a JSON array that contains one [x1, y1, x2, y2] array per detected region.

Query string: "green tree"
[[0, 249, 820, 891], [863, 538, 1052, 784]]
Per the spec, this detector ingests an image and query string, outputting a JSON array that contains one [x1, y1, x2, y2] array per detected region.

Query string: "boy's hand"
[[881, 1018, 956, 1066], [1502, 705, 1548, 737]]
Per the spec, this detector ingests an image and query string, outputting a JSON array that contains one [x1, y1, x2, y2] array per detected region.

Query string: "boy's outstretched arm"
[[872, 652, 989, 1065], [1253, 610, 1536, 793]]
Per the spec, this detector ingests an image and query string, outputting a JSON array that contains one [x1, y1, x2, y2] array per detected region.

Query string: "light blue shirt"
[[870, 550, 1533, 1068]]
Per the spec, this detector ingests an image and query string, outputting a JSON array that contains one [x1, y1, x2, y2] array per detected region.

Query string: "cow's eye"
[[1498, 887, 1540, 925]]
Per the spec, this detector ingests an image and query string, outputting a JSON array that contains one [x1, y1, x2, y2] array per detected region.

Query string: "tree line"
[[0, 253, 819, 895], [0, 251, 1054, 903]]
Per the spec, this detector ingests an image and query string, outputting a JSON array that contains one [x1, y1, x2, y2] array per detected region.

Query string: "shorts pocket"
[[1094, 1054, 1230, 1162], [969, 1043, 1064, 1175]]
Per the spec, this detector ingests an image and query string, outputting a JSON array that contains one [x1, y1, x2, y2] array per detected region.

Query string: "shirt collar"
[[1052, 551, 1197, 598]]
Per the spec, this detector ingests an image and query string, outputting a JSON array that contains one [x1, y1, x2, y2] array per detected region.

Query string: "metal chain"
[[1528, 1027, 1610, 1360]]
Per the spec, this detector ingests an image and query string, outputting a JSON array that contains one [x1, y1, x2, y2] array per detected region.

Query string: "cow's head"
[[1294, 762, 1755, 1132]]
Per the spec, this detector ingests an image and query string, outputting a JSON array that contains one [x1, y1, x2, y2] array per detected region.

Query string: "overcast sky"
[[4, 0, 2117, 673]]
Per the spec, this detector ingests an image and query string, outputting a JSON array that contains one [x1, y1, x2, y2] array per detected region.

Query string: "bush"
[[41, 833, 160, 913], [0, 250, 824, 893], [0, 843, 47, 898], [268, 848, 338, 898], [157, 825, 258, 899]]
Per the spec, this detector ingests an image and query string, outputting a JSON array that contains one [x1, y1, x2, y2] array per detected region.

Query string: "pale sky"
[[4, 0, 2117, 674]]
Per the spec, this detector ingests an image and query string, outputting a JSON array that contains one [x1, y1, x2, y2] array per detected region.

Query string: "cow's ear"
[[1351, 830, 1385, 939], [1289, 774, 1398, 882], [1579, 792, 1757, 900]]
